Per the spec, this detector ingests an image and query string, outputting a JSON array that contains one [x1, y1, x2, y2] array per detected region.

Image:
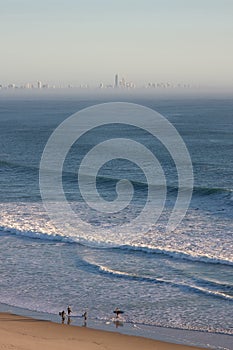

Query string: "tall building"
[[37, 81, 42, 89], [114, 74, 118, 88], [120, 77, 126, 88]]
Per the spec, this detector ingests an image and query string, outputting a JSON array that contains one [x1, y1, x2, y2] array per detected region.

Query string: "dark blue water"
[[0, 94, 232, 337]]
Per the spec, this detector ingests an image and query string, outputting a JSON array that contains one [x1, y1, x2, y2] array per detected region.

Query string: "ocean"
[[0, 92, 232, 348]]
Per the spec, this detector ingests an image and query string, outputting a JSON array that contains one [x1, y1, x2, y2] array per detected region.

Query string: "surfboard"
[[113, 310, 124, 314]]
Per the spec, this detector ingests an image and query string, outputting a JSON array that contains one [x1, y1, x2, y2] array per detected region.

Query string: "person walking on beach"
[[113, 307, 123, 318], [60, 310, 66, 323], [67, 305, 72, 316], [82, 311, 87, 327], [114, 308, 120, 318]]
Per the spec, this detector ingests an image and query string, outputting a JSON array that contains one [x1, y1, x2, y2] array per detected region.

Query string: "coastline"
[[0, 98, 232, 350], [0, 312, 208, 350], [0, 304, 232, 350]]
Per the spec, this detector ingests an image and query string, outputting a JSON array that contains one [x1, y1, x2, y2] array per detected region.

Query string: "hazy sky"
[[1, 0, 233, 87]]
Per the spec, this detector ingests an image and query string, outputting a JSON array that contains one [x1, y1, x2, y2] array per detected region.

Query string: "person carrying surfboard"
[[113, 307, 124, 318]]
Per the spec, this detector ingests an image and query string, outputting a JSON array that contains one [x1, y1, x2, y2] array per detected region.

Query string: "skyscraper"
[[114, 74, 118, 88]]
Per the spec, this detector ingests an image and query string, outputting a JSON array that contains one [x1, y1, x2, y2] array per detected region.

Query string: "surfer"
[[67, 305, 72, 316], [114, 307, 122, 318]]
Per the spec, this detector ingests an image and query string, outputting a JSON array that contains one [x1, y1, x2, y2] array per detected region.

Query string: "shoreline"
[[0, 312, 208, 350], [0, 304, 232, 350]]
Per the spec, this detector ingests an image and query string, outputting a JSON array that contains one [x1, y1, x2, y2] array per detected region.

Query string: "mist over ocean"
[[0, 93, 232, 338]]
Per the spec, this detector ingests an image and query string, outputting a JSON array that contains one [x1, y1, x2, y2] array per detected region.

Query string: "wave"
[[63, 172, 233, 199], [192, 186, 232, 197], [112, 245, 233, 266], [79, 257, 233, 302], [1, 158, 232, 200], [0, 159, 39, 174], [0, 225, 75, 243], [1, 224, 233, 267]]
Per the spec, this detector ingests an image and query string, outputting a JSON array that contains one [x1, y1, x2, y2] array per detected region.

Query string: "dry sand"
[[0, 312, 206, 350]]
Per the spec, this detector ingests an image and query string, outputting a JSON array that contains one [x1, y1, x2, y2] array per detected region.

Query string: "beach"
[[0, 96, 232, 350], [0, 312, 207, 350]]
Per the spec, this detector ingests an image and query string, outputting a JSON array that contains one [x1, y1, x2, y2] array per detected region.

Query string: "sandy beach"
[[0, 312, 207, 350]]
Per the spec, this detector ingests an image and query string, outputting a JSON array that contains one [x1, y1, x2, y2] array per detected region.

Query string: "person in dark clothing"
[[59, 310, 66, 323], [82, 311, 87, 327], [67, 305, 72, 316], [113, 307, 124, 318]]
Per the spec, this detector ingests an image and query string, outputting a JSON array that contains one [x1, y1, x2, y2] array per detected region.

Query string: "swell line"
[[0, 159, 38, 172], [112, 245, 233, 266], [1, 158, 232, 198], [79, 258, 233, 302]]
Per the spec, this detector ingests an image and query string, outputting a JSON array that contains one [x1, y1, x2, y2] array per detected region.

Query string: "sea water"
[[0, 93, 232, 346]]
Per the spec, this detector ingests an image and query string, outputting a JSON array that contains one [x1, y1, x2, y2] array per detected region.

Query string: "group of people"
[[59, 306, 123, 326], [59, 306, 87, 325]]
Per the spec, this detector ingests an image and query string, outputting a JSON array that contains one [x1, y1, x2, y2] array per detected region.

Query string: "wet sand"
[[0, 312, 207, 350]]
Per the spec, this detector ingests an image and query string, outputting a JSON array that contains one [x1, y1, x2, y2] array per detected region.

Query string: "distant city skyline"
[[1, 0, 233, 89], [0, 73, 201, 90]]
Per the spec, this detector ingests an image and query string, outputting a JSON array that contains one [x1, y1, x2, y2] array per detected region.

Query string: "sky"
[[0, 0, 233, 87]]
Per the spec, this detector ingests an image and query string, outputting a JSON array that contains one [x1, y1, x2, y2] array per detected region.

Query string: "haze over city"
[[1, 0, 233, 89]]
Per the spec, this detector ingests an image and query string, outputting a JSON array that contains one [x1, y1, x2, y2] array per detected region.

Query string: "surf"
[[77, 257, 233, 302], [1, 222, 233, 267]]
